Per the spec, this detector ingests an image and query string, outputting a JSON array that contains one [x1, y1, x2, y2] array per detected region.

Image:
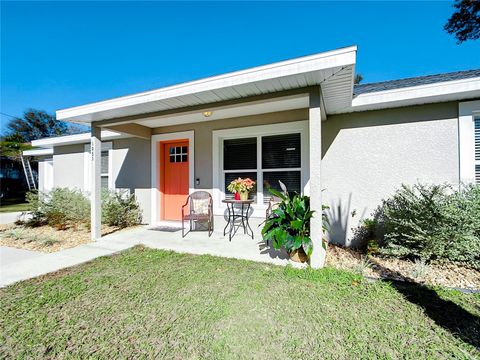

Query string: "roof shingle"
[[353, 69, 480, 96]]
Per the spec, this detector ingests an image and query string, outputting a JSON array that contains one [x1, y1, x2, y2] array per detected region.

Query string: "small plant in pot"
[[261, 181, 328, 263], [227, 177, 256, 200]]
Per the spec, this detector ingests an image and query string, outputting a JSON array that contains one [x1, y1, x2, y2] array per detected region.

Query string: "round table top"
[[222, 199, 254, 204]]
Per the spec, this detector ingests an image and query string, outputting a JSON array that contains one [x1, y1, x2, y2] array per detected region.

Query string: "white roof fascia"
[[23, 148, 54, 156], [342, 76, 480, 113], [31, 130, 124, 148], [56, 46, 357, 122]]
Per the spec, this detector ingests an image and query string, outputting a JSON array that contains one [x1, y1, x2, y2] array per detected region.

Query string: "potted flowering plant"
[[227, 177, 256, 200]]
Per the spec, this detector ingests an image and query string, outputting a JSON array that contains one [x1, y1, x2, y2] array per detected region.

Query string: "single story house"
[[24, 46, 480, 267]]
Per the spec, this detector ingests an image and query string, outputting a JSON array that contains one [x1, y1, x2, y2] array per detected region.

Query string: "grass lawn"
[[1, 247, 479, 359], [0, 198, 29, 213]]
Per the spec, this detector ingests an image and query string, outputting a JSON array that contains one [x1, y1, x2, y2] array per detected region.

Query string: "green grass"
[[0, 198, 29, 213], [1, 247, 479, 359]]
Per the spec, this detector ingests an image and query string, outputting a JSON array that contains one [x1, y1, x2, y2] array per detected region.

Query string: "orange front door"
[[162, 141, 189, 220]]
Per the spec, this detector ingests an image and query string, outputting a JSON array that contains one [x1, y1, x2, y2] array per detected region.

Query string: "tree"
[[444, 0, 480, 43], [6, 109, 70, 142], [354, 74, 364, 84], [2, 108, 87, 161], [0, 133, 32, 161]]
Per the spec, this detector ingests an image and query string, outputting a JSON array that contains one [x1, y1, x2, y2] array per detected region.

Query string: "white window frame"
[[84, 142, 113, 192], [212, 120, 309, 217], [459, 100, 480, 184]]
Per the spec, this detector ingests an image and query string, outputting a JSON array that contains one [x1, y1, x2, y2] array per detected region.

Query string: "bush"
[[102, 190, 142, 228], [27, 188, 90, 229], [26, 188, 142, 230], [371, 183, 480, 269]]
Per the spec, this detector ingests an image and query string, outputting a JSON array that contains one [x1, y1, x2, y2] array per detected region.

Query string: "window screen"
[[223, 138, 257, 170], [262, 133, 300, 169]]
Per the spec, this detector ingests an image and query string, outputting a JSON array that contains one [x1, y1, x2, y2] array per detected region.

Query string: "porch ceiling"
[[57, 46, 357, 125]]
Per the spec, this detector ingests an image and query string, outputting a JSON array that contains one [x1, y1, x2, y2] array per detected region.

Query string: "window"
[[475, 118, 480, 183], [221, 131, 302, 204], [223, 138, 257, 200], [262, 134, 301, 203], [169, 146, 188, 163], [101, 150, 109, 189]]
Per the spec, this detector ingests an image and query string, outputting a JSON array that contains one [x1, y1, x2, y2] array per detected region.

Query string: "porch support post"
[[309, 87, 326, 268], [90, 125, 102, 240]]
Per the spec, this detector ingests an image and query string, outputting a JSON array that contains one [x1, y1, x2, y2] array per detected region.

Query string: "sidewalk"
[[0, 227, 142, 287]]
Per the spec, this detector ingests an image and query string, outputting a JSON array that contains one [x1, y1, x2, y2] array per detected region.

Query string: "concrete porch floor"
[[138, 216, 291, 266]]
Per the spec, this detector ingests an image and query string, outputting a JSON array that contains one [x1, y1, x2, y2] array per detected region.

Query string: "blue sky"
[[1, 1, 479, 131]]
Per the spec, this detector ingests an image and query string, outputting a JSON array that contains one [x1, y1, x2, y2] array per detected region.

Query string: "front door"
[[162, 141, 189, 220]]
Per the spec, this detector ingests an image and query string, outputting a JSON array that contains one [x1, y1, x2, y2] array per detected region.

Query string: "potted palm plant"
[[261, 181, 328, 263]]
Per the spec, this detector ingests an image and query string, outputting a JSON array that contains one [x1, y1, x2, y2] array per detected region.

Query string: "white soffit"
[[336, 76, 480, 113], [56, 46, 357, 123], [134, 94, 309, 128]]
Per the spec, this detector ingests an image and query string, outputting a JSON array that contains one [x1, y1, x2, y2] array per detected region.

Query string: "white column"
[[91, 125, 102, 240], [309, 87, 326, 268]]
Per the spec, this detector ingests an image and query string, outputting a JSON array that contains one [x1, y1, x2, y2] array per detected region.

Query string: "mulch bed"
[[0, 224, 121, 252], [326, 244, 480, 290]]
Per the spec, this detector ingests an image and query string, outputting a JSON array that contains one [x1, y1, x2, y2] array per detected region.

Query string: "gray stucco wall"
[[53, 144, 85, 190], [112, 137, 151, 222], [322, 102, 459, 246], [152, 108, 308, 191]]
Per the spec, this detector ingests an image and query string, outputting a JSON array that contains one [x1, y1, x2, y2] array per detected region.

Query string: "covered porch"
[[57, 46, 357, 268]]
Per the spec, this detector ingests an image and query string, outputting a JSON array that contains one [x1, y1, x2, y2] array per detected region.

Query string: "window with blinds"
[[101, 150, 109, 189], [222, 133, 301, 203], [475, 118, 480, 183]]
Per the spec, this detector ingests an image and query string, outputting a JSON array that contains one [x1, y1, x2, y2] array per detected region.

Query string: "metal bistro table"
[[222, 199, 254, 241]]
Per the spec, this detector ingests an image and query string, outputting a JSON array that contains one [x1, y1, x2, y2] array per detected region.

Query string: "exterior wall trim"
[[151, 131, 195, 224], [459, 100, 480, 184]]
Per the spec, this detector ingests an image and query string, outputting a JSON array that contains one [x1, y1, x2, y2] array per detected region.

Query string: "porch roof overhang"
[[56, 46, 357, 125]]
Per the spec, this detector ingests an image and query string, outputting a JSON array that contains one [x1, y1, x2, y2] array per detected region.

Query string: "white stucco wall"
[[50, 139, 152, 224], [53, 144, 85, 190], [322, 102, 459, 247]]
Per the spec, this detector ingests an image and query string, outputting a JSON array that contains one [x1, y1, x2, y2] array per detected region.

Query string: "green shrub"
[[261, 181, 328, 257], [102, 190, 142, 228], [26, 188, 142, 229], [372, 183, 480, 269], [26, 188, 90, 229]]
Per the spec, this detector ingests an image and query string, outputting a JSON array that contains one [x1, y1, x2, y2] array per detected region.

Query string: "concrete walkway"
[[0, 247, 44, 267], [0, 212, 23, 225], [0, 222, 299, 288]]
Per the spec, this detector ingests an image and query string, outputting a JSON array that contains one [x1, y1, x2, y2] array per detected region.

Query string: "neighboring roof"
[[29, 130, 125, 148], [56, 46, 357, 123], [354, 69, 480, 95], [23, 148, 54, 156]]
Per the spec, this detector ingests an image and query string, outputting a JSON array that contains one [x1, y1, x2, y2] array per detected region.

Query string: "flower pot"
[[234, 192, 240, 200], [288, 248, 309, 263], [240, 191, 249, 201]]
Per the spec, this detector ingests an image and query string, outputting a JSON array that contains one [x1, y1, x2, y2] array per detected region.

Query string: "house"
[[24, 46, 480, 267]]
